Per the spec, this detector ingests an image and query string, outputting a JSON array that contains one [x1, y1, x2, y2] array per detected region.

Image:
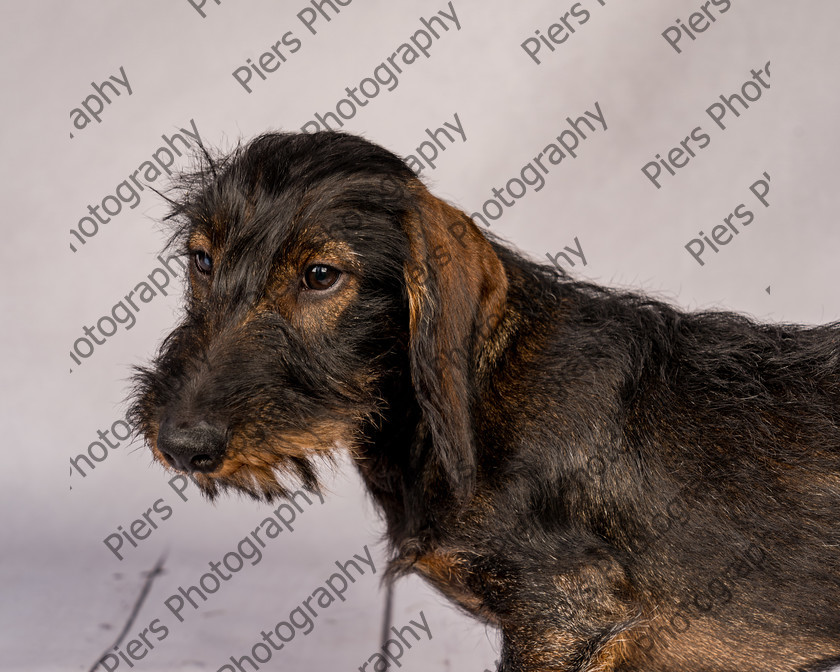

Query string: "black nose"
[[157, 419, 227, 473]]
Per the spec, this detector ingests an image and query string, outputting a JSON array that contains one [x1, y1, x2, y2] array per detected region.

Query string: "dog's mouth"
[[148, 419, 356, 502]]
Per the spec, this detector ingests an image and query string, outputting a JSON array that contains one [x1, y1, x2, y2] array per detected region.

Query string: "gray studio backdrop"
[[2, 1, 838, 670]]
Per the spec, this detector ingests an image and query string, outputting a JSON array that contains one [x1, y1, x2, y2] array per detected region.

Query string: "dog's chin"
[[188, 453, 325, 503], [147, 416, 358, 502]]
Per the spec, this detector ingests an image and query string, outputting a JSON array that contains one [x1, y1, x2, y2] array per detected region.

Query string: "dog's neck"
[[351, 351, 444, 539]]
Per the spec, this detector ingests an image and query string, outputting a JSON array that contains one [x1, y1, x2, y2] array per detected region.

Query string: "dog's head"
[[130, 132, 507, 503]]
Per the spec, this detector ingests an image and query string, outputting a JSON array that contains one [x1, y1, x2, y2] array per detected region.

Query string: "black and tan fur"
[[131, 131, 840, 671]]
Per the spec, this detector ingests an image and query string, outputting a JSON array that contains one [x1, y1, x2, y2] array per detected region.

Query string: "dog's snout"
[[157, 419, 227, 473]]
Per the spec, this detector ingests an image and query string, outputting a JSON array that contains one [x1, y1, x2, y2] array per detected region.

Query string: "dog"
[[130, 131, 840, 671]]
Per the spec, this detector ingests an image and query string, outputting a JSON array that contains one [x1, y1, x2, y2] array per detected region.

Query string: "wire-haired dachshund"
[[131, 131, 840, 672]]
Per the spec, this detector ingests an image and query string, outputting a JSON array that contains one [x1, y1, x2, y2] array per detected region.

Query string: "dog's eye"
[[193, 250, 213, 275], [303, 264, 341, 291]]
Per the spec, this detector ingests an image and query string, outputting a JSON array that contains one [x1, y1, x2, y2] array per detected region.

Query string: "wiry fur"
[[130, 131, 840, 671]]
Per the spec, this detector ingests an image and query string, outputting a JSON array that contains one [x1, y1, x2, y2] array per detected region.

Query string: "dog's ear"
[[401, 181, 508, 503]]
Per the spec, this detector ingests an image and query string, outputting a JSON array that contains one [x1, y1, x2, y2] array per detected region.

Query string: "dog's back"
[[483, 246, 840, 670]]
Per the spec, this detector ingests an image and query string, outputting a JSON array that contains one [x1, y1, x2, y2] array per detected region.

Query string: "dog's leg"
[[497, 622, 632, 672], [489, 557, 638, 672]]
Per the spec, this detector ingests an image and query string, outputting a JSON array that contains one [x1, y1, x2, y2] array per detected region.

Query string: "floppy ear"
[[402, 181, 508, 503]]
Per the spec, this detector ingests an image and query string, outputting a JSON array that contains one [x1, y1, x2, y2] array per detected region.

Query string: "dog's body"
[[131, 132, 840, 671]]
